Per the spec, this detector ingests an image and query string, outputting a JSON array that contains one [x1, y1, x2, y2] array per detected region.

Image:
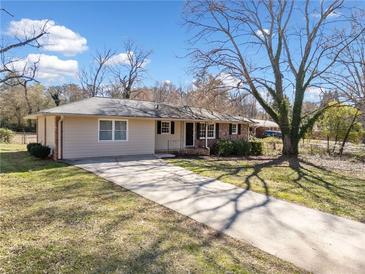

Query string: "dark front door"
[[185, 122, 194, 146]]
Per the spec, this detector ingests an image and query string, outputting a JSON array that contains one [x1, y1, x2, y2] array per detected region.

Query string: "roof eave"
[[23, 111, 255, 124]]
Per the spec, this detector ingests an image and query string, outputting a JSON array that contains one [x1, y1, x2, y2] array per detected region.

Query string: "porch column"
[[53, 116, 60, 160], [205, 122, 208, 148]]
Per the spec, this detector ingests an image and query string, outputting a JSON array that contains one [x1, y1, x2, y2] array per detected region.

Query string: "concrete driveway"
[[68, 155, 365, 274]]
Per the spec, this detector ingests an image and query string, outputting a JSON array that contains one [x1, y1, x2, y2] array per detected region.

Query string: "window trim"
[[231, 123, 238, 135], [98, 118, 128, 142], [199, 122, 216, 139], [161, 121, 171, 135]]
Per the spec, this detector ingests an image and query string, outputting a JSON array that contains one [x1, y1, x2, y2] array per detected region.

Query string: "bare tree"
[[47, 86, 64, 106], [4, 59, 41, 119], [152, 81, 185, 105], [186, 73, 234, 111], [79, 49, 115, 97], [108, 40, 151, 99], [184, 0, 364, 156], [0, 9, 48, 84], [324, 10, 365, 121]]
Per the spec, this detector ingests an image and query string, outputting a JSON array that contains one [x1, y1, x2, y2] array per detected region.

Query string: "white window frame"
[[199, 122, 216, 139], [232, 123, 238, 135], [98, 119, 128, 142], [161, 121, 171, 134]]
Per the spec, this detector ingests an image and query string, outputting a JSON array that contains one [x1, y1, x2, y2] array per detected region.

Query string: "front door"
[[185, 122, 194, 146]]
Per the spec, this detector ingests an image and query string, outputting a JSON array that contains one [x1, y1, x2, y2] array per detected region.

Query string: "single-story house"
[[26, 97, 254, 160], [249, 119, 280, 138]]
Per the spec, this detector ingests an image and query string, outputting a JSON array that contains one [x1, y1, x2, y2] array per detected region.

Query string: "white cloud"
[[11, 53, 78, 80], [305, 86, 325, 102], [328, 11, 341, 18], [255, 28, 270, 39], [7, 18, 87, 56], [218, 73, 241, 88], [163, 80, 171, 85], [313, 11, 341, 19], [105, 51, 150, 67], [105, 52, 130, 66], [306, 86, 324, 95]]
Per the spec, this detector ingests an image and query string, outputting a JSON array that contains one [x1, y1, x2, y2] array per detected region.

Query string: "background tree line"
[[0, 75, 267, 131], [1, 2, 364, 155]]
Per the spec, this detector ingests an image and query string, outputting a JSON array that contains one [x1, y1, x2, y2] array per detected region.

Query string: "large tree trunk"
[[282, 134, 299, 156]]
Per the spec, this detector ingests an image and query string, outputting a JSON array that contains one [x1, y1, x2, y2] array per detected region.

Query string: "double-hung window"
[[114, 121, 127, 140], [232, 124, 238, 134], [199, 123, 215, 139], [161, 121, 170, 134], [99, 120, 113, 141], [99, 120, 128, 141]]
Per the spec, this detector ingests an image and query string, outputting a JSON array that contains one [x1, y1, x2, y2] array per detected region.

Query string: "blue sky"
[[1, 1, 192, 86], [2, 1, 363, 103]]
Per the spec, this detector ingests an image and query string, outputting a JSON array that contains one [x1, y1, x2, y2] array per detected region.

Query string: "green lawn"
[[167, 156, 365, 222], [0, 144, 303, 274]]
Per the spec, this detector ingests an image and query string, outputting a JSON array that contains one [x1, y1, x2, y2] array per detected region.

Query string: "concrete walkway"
[[68, 155, 365, 274]]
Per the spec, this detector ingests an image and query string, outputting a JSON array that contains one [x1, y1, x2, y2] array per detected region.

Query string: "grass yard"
[[0, 144, 304, 274], [167, 156, 365, 222]]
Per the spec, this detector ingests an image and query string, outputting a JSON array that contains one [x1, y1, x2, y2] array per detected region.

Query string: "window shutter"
[[229, 123, 232, 135], [238, 124, 241, 135], [196, 123, 200, 139], [215, 123, 219, 139], [157, 121, 161, 134], [171, 121, 175, 134]]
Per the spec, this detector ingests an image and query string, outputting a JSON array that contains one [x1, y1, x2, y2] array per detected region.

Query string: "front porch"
[[154, 119, 250, 156]]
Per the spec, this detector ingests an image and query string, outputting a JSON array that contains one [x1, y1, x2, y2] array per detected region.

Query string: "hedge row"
[[211, 139, 263, 157], [27, 143, 51, 159]]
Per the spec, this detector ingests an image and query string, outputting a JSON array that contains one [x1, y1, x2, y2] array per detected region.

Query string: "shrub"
[[210, 142, 219, 155], [233, 140, 251, 156], [29, 144, 51, 159], [250, 141, 263, 156], [262, 136, 282, 144], [27, 142, 41, 152], [0, 128, 15, 143], [216, 139, 234, 156]]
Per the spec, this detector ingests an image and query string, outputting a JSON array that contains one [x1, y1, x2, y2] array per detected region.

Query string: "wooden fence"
[[12, 132, 37, 144]]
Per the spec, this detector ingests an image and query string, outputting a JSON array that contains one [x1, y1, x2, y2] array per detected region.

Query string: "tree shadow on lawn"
[[0, 150, 65, 173], [2, 173, 302, 274], [182, 155, 365, 222]]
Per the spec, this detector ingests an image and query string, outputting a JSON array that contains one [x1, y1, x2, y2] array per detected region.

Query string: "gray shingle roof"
[[250, 119, 279, 128], [32, 97, 252, 123]]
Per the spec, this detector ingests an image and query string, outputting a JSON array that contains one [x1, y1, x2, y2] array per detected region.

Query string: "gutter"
[[23, 112, 256, 124]]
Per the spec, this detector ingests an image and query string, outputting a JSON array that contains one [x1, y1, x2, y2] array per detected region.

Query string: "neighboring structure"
[[25, 97, 253, 159], [249, 119, 280, 138]]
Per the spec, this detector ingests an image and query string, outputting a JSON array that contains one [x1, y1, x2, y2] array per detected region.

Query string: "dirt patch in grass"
[[300, 154, 365, 174], [0, 144, 304, 273], [168, 155, 365, 222]]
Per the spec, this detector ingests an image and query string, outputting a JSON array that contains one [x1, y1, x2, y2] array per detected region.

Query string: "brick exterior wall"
[[195, 123, 249, 149]]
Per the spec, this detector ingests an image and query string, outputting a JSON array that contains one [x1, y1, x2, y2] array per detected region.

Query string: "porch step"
[[155, 153, 176, 159]]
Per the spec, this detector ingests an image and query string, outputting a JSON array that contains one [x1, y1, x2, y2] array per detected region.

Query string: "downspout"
[[36, 117, 38, 143], [44, 116, 47, 145], [247, 123, 250, 140], [59, 116, 64, 160], [205, 122, 208, 148]]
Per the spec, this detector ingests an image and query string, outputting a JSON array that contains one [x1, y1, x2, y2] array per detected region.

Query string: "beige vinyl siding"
[[155, 121, 183, 151], [46, 116, 56, 150], [37, 117, 45, 144], [63, 116, 155, 159]]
